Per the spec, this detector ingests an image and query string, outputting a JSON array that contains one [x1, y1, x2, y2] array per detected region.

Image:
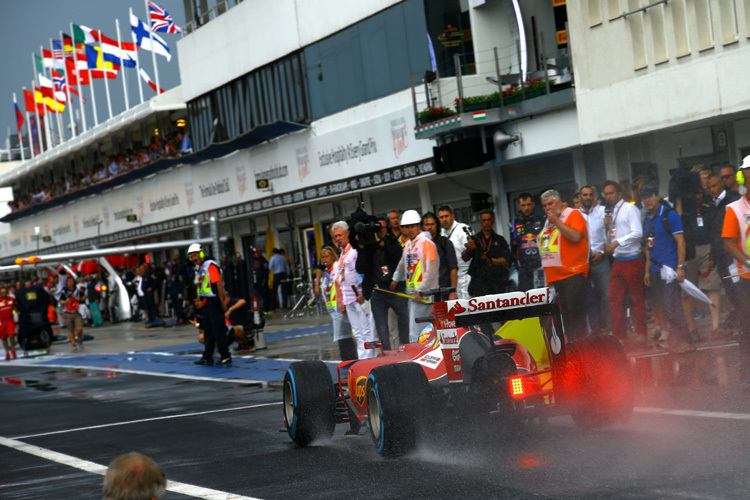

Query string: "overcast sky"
[[0, 0, 185, 147]]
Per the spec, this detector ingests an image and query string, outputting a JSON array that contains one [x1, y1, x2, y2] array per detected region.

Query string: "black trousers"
[[201, 299, 230, 360], [552, 273, 587, 341], [271, 272, 288, 310], [169, 289, 185, 321]]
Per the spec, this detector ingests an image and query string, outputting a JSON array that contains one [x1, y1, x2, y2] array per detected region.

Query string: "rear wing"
[[426, 288, 565, 383]]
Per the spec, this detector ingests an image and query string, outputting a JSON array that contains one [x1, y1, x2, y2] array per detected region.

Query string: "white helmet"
[[187, 243, 203, 254], [740, 155, 750, 170], [400, 209, 421, 226]]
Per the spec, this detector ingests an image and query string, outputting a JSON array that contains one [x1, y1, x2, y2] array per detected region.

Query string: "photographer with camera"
[[461, 209, 513, 297], [354, 214, 409, 350]]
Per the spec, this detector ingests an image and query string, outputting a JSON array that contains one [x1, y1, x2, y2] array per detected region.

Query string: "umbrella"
[[75, 260, 102, 274], [660, 265, 715, 307]]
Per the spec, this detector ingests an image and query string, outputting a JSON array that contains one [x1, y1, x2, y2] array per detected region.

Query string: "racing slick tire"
[[565, 335, 634, 429], [283, 360, 336, 446], [366, 362, 429, 457]]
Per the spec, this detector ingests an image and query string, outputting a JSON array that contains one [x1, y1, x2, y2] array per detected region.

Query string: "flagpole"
[[98, 37, 113, 120], [130, 8, 145, 104], [115, 19, 130, 110], [30, 79, 46, 154], [34, 50, 52, 151], [13, 93, 26, 162], [144, 0, 161, 94], [60, 30, 76, 138], [21, 87, 35, 159], [46, 41, 65, 145], [70, 23, 87, 133]]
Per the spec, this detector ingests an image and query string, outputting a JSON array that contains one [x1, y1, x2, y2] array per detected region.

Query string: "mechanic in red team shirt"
[[0, 286, 18, 360]]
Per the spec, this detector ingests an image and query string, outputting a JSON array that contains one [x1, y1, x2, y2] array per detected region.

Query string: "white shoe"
[[658, 330, 670, 342]]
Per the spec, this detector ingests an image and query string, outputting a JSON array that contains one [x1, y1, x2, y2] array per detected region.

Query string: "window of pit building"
[[672, 0, 690, 57], [607, 0, 623, 20], [694, 0, 715, 51], [649, 2, 668, 64], [303, 0, 431, 120], [588, 0, 602, 27], [424, 0, 476, 77], [718, 0, 739, 45], [626, 1, 647, 70]]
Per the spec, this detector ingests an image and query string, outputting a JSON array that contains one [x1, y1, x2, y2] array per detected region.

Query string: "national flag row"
[[11, 1, 181, 160]]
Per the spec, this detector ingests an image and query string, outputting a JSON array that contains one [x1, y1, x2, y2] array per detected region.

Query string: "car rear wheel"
[[283, 360, 336, 446], [366, 362, 429, 457], [565, 335, 634, 429]]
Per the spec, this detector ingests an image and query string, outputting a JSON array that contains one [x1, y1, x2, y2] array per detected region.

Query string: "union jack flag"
[[148, 1, 183, 34]]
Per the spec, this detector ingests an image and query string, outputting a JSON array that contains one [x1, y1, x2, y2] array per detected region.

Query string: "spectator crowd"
[[8, 130, 192, 213]]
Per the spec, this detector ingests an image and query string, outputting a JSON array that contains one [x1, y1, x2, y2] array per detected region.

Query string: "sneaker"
[[194, 358, 214, 366], [217, 357, 232, 365], [11, 351, 16, 359], [4, 353, 9, 360]]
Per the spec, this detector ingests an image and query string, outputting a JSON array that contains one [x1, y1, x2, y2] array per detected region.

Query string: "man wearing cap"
[[641, 184, 692, 350], [392, 210, 439, 342], [537, 190, 589, 340], [188, 243, 231, 366], [332, 221, 376, 359], [722, 158, 750, 391], [602, 180, 647, 343]]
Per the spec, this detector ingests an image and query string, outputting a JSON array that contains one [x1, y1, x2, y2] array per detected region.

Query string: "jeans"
[[609, 257, 647, 339], [370, 290, 409, 350], [586, 257, 612, 333]]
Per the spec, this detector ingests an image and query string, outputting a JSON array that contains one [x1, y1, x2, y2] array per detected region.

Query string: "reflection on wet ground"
[[631, 341, 738, 388]]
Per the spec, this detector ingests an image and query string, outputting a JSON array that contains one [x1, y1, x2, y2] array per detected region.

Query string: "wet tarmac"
[[3, 313, 750, 499]]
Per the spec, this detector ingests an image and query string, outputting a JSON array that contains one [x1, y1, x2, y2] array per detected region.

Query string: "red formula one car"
[[282, 287, 634, 456]]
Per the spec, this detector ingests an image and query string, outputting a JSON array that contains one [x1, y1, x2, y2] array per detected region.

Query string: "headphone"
[[738, 170, 747, 186], [200, 250, 205, 259]]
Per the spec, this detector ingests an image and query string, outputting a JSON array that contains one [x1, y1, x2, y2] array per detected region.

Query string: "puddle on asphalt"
[[3, 377, 57, 392]]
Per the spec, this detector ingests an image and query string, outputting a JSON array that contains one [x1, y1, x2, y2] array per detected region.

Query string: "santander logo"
[[447, 288, 549, 316]]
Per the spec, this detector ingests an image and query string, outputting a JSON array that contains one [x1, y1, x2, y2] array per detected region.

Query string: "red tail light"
[[510, 376, 525, 398]]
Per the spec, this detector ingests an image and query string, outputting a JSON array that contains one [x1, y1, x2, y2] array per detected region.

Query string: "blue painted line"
[[22, 352, 339, 382], [138, 324, 333, 355]]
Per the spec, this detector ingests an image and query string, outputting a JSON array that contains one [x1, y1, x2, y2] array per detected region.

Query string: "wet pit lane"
[[3, 341, 750, 499]]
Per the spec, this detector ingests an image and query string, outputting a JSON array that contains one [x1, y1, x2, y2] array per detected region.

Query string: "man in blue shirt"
[[641, 184, 692, 348], [268, 248, 290, 310]]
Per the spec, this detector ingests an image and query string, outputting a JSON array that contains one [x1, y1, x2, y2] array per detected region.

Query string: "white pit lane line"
[[0, 435, 262, 499], [1, 403, 282, 499], [635, 407, 750, 421]]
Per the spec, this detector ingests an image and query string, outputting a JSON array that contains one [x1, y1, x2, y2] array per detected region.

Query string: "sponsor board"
[[446, 288, 549, 316]]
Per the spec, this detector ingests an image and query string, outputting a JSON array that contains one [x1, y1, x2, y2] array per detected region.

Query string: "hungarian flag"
[[13, 96, 24, 135], [23, 88, 44, 116], [139, 66, 164, 94], [148, 1, 183, 34]]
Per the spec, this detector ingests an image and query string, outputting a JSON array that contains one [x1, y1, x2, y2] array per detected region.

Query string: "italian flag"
[[473, 111, 486, 121]]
